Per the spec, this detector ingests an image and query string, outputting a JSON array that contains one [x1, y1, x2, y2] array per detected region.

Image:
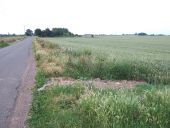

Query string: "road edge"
[[8, 44, 36, 128]]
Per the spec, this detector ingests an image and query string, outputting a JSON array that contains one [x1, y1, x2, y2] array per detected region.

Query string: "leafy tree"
[[51, 28, 70, 36], [91, 34, 94, 38], [41, 30, 47, 37], [34, 28, 42, 37], [25, 29, 33, 36], [34, 27, 74, 37], [138, 32, 147, 36], [44, 28, 52, 37]]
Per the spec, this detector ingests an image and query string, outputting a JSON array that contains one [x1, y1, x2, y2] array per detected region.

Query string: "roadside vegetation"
[[0, 42, 9, 48], [35, 37, 170, 84], [30, 83, 170, 128], [29, 36, 170, 128], [0, 36, 25, 48]]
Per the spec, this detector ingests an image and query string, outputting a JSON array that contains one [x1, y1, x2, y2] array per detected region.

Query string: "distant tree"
[[25, 29, 33, 36], [74, 34, 80, 37], [51, 28, 71, 37], [158, 34, 164, 36], [40, 28, 52, 37], [44, 28, 52, 37], [51, 28, 58, 36], [150, 34, 155, 36], [41, 30, 47, 37], [34, 28, 42, 37], [34, 27, 74, 37], [11, 33, 16, 36], [91, 34, 94, 38], [138, 32, 147, 36]]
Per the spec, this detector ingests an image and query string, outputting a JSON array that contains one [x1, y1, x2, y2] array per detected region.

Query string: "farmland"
[[43, 36, 170, 84], [29, 35, 170, 128], [45, 35, 170, 63], [0, 36, 25, 48]]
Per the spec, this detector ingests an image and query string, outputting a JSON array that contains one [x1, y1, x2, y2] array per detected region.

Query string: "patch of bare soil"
[[38, 77, 145, 91]]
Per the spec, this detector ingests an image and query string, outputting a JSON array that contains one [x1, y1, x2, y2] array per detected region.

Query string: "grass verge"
[[34, 38, 170, 84], [29, 38, 170, 128], [29, 83, 170, 128]]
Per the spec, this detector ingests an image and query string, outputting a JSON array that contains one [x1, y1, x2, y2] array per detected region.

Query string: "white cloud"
[[0, 0, 170, 34]]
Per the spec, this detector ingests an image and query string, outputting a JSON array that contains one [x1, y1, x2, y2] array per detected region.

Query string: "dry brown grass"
[[34, 38, 66, 77], [37, 76, 145, 92], [0, 36, 25, 43]]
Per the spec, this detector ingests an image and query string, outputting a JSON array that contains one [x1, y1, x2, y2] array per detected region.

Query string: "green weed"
[[0, 42, 9, 48], [35, 70, 46, 88]]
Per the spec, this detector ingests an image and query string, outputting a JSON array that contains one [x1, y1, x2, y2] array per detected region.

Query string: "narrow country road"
[[0, 37, 35, 128]]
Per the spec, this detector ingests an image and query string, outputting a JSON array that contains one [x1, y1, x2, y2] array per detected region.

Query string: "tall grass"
[[0, 36, 25, 43], [29, 37, 170, 128], [78, 85, 170, 128], [34, 38, 170, 84], [0, 36, 25, 48], [29, 83, 170, 128], [66, 50, 170, 84], [46, 36, 170, 65]]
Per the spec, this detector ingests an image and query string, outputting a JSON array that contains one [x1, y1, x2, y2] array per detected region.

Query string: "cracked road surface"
[[0, 37, 35, 128]]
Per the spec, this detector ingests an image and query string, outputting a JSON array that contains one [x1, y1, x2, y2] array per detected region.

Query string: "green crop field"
[[43, 35, 170, 84], [45, 35, 170, 63], [29, 36, 170, 128]]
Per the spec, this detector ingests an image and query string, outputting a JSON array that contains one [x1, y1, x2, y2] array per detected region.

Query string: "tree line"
[[25, 28, 75, 37], [135, 32, 147, 36]]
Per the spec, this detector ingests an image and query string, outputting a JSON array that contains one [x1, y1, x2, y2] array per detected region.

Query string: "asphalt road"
[[0, 37, 33, 128]]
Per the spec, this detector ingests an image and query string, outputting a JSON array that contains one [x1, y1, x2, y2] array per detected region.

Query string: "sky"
[[0, 0, 170, 35]]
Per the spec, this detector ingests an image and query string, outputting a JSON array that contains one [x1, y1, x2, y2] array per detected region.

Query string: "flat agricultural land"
[[45, 35, 170, 83], [0, 36, 25, 48], [29, 36, 170, 128], [45, 35, 170, 62]]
